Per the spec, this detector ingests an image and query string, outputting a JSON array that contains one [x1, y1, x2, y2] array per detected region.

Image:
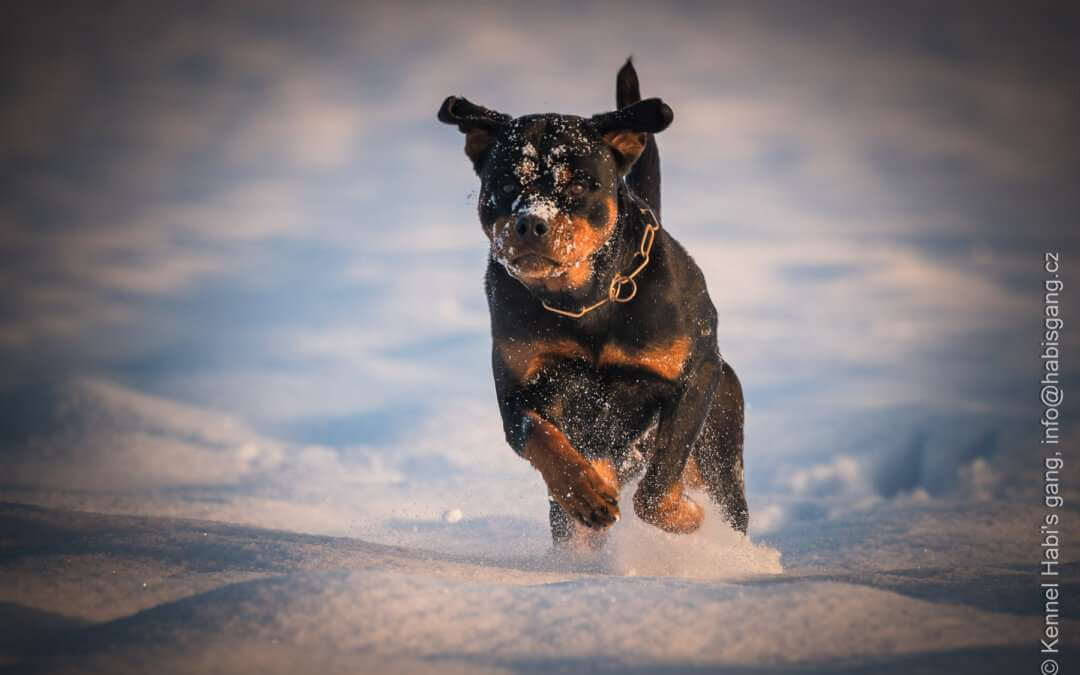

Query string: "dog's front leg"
[[634, 355, 723, 533], [516, 411, 620, 529]]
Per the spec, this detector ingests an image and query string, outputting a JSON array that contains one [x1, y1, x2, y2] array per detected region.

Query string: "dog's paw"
[[550, 462, 621, 530], [633, 482, 704, 534]]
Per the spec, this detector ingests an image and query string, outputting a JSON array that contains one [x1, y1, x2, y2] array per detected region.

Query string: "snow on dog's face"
[[438, 96, 672, 291], [477, 115, 620, 288]]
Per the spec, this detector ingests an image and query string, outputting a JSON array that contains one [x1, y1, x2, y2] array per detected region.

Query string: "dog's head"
[[439, 96, 672, 289]]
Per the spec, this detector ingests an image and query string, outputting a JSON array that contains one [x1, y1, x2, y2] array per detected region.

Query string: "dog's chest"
[[496, 334, 684, 452], [495, 335, 692, 384]]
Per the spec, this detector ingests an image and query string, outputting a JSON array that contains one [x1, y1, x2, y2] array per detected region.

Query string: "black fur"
[[617, 58, 663, 217], [439, 59, 748, 542]]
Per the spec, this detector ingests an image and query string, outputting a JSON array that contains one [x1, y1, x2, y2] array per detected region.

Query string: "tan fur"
[[589, 458, 619, 494], [565, 194, 617, 258], [603, 130, 647, 164], [633, 481, 704, 534], [598, 336, 692, 380], [496, 338, 590, 381], [520, 412, 620, 527], [683, 455, 706, 490], [490, 196, 617, 292], [555, 457, 622, 552], [539, 257, 593, 293]]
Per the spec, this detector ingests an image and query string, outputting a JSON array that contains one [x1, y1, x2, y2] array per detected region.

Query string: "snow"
[[513, 157, 538, 184], [0, 380, 1074, 673], [443, 508, 463, 523], [0, 497, 1064, 674], [517, 196, 560, 223], [45, 574, 1033, 672]]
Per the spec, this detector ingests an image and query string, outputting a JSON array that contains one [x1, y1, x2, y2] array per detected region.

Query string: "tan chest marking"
[[598, 336, 693, 381], [497, 338, 590, 381]]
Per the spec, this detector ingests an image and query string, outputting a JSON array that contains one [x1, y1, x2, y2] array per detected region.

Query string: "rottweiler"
[[439, 59, 748, 549]]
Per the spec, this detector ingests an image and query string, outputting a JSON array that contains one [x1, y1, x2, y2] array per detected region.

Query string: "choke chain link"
[[541, 205, 660, 319]]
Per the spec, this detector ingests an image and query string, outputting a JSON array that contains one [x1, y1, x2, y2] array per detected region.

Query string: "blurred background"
[[1, 1, 1077, 546]]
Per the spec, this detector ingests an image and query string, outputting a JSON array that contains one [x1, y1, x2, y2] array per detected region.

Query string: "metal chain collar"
[[540, 202, 660, 319]]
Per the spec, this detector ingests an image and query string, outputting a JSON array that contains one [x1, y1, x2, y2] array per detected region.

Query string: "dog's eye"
[[501, 183, 517, 194], [569, 181, 588, 197]]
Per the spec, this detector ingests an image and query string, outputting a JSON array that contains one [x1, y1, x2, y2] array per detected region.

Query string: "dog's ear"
[[590, 97, 673, 173], [438, 96, 511, 173]]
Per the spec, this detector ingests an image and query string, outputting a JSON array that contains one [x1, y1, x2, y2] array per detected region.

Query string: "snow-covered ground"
[[0, 494, 1069, 674], [1, 378, 1076, 673], [1, 494, 1070, 674]]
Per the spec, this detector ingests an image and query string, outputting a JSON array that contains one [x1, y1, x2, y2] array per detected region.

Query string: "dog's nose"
[[513, 214, 549, 240]]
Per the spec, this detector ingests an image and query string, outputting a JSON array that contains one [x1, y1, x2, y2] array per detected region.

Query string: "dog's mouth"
[[507, 253, 562, 279]]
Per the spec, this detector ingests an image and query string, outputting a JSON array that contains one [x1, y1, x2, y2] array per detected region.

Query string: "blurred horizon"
[[1, 1, 1077, 537]]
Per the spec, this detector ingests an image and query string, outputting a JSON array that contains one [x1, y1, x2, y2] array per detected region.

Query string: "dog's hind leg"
[[691, 361, 749, 533]]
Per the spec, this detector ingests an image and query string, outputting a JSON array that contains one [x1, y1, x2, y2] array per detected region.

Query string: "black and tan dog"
[[439, 59, 747, 549]]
